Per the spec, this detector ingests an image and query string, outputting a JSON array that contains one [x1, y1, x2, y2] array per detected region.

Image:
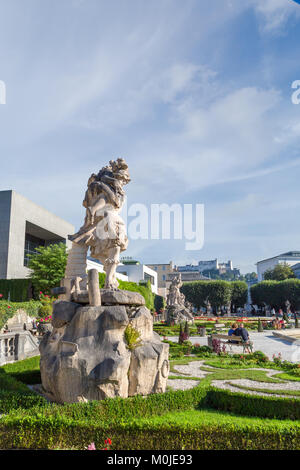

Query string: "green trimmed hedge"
[[0, 413, 300, 450], [0, 369, 46, 413], [0, 279, 32, 302], [206, 387, 300, 420], [1, 356, 41, 385], [250, 279, 300, 310], [181, 280, 247, 310]]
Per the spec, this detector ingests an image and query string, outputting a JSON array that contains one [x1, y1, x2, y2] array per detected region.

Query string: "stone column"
[[61, 242, 88, 300], [88, 269, 101, 306]]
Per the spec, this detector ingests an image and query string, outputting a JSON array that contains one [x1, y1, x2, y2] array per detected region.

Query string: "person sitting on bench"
[[228, 323, 238, 344], [234, 323, 252, 353]]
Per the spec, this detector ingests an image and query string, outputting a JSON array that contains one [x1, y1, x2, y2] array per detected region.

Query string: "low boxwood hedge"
[[206, 387, 300, 420], [1, 413, 299, 450]]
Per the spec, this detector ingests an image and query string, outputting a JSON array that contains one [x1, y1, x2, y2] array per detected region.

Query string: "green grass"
[[226, 382, 300, 397], [271, 372, 300, 382], [132, 408, 300, 430], [0, 356, 40, 384], [1, 356, 300, 449], [170, 360, 284, 384]]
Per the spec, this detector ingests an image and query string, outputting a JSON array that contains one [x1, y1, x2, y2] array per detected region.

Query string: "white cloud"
[[252, 0, 300, 33]]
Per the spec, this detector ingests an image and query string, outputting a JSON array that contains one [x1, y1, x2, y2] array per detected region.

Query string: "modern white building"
[[256, 251, 300, 281], [0, 190, 74, 279], [116, 262, 158, 294], [87, 257, 129, 283]]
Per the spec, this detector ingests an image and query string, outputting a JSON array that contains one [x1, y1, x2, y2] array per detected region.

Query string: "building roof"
[[256, 251, 300, 265]]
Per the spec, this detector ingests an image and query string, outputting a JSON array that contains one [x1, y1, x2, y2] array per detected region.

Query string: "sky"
[[0, 0, 300, 273]]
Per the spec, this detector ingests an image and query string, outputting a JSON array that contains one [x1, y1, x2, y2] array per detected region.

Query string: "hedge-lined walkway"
[[168, 361, 300, 399]]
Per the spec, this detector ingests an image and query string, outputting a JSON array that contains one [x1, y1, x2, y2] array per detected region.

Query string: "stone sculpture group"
[[39, 159, 169, 403], [166, 273, 194, 325]]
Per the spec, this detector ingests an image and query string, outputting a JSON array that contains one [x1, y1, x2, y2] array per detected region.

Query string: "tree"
[[250, 279, 300, 311], [181, 280, 232, 310], [230, 281, 248, 308], [28, 243, 68, 295], [264, 264, 296, 281], [154, 294, 166, 312]]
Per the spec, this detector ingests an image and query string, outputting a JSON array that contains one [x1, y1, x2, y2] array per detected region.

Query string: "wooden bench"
[[208, 334, 253, 353]]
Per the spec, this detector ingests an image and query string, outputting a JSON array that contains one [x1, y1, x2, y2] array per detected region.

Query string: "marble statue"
[[39, 159, 169, 404], [69, 158, 130, 290], [166, 273, 194, 325]]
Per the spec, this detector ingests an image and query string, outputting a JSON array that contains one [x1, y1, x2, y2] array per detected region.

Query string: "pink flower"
[[87, 443, 96, 450]]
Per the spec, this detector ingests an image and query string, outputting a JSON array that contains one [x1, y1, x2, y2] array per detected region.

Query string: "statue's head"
[[109, 158, 131, 185]]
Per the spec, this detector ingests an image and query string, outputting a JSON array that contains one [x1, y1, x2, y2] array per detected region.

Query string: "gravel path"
[[167, 379, 200, 391], [167, 360, 300, 398], [211, 380, 300, 399], [167, 331, 300, 362], [171, 361, 211, 378]]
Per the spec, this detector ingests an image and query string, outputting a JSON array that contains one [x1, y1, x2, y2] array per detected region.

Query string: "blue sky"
[[1, 0, 300, 273]]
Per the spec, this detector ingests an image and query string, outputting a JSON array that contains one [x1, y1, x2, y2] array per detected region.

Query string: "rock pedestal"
[[39, 290, 169, 403]]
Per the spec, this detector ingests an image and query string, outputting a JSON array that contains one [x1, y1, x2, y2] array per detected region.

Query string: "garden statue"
[[69, 158, 130, 290], [166, 274, 183, 306], [285, 300, 291, 314], [166, 273, 194, 325], [39, 159, 169, 403], [205, 298, 212, 315]]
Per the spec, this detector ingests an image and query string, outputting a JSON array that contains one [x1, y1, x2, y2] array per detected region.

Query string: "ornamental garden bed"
[[0, 352, 299, 450]]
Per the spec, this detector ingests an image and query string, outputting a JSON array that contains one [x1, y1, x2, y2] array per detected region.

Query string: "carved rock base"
[[39, 299, 169, 403]]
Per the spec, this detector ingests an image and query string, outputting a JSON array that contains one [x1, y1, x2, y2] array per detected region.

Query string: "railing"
[[0, 331, 39, 366]]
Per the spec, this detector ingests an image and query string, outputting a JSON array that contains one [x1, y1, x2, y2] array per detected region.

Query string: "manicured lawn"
[[1, 354, 300, 449], [0, 355, 41, 384], [132, 408, 300, 429]]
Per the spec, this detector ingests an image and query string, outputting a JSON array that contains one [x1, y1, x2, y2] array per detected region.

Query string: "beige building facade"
[[146, 261, 174, 297]]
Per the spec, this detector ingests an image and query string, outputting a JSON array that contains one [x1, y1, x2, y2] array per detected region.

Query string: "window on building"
[[24, 233, 45, 267], [162, 266, 166, 271], [162, 275, 166, 281], [144, 273, 155, 285]]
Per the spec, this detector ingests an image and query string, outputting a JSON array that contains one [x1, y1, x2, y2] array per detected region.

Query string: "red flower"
[[0, 294, 3, 298], [7, 305, 11, 309]]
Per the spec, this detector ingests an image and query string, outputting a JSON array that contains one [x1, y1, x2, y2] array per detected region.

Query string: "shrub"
[[28, 243, 68, 295], [257, 319, 264, 332], [0, 300, 42, 330], [124, 325, 142, 351], [251, 279, 300, 311], [0, 279, 32, 302], [206, 388, 300, 420]]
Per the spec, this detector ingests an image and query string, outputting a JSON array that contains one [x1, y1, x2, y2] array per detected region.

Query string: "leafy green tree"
[[28, 243, 68, 295], [264, 264, 296, 281], [181, 280, 232, 310], [230, 281, 248, 308], [250, 279, 300, 311], [154, 294, 166, 312]]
